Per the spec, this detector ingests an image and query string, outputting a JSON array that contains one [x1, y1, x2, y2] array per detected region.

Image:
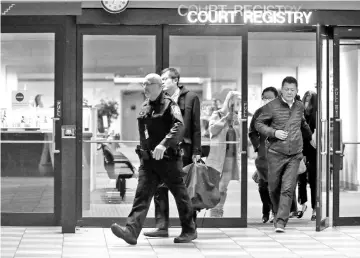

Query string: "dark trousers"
[[255, 156, 272, 216], [291, 190, 298, 213], [154, 144, 193, 229], [267, 150, 302, 226], [258, 179, 272, 215], [297, 158, 317, 209], [126, 158, 195, 238]]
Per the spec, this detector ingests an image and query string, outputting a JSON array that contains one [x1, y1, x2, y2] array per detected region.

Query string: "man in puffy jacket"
[[255, 76, 312, 233]]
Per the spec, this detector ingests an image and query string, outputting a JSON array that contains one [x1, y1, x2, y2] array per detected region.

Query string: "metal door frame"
[[332, 27, 360, 226], [75, 25, 163, 227], [164, 25, 248, 227], [1, 17, 64, 226], [75, 24, 248, 228], [315, 24, 331, 231]]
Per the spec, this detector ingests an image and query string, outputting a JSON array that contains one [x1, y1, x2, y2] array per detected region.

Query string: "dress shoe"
[[110, 223, 137, 245], [262, 214, 269, 223], [143, 229, 169, 238], [174, 231, 197, 243], [296, 204, 307, 218], [311, 210, 316, 221]]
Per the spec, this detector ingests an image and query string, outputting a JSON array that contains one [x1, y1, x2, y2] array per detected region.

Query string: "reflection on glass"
[[206, 91, 242, 218], [1, 33, 55, 213], [82, 35, 155, 217], [339, 41, 360, 217], [170, 36, 242, 218]]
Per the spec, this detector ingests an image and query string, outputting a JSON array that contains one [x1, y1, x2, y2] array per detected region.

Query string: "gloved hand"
[[152, 144, 166, 160]]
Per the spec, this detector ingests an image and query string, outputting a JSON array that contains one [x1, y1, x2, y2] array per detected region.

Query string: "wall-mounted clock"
[[101, 0, 129, 14]]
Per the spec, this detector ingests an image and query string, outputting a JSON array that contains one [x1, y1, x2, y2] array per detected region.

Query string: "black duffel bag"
[[182, 160, 221, 210]]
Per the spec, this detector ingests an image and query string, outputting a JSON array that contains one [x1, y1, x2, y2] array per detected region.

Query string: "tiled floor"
[[1, 226, 360, 258], [3, 146, 360, 217]]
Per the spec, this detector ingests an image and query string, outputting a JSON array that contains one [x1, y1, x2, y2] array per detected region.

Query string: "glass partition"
[[81, 35, 155, 217], [338, 41, 360, 217], [170, 35, 242, 218], [1, 33, 55, 213]]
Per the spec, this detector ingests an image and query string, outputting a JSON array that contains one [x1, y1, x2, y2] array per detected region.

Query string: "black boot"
[[110, 223, 137, 245], [143, 228, 169, 238], [193, 210, 199, 229], [262, 214, 269, 223], [174, 230, 197, 243]]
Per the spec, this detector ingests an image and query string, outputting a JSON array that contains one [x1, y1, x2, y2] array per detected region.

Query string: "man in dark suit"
[[144, 68, 201, 238]]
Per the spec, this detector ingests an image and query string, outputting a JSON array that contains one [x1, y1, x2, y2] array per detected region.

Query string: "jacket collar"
[[278, 96, 296, 107], [178, 85, 189, 97], [149, 91, 165, 105]]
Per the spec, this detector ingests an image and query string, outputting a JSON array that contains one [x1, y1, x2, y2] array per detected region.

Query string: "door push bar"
[[52, 117, 60, 154], [335, 118, 343, 155]]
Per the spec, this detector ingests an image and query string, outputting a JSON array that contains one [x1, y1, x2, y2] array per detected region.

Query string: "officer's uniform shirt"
[[137, 91, 184, 153]]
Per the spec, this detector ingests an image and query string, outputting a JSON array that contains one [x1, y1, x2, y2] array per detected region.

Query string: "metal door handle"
[[52, 117, 60, 154], [335, 118, 343, 155], [239, 118, 247, 154], [320, 118, 327, 153]]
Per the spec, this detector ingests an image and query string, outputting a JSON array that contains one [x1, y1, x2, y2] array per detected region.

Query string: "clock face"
[[101, 0, 129, 14]]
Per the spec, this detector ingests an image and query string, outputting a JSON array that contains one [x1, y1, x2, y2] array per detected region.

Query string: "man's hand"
[[152, 144, 166, 160], [275, 130, 288, 140], [192, 155, 201, 163]]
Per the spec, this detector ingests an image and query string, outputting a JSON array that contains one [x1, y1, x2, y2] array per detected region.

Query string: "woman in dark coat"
[[297, 91, 317, 220]]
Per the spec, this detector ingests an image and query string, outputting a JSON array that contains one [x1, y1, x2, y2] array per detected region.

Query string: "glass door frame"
[[332, 27, 360, 226], [315, 24, 331, 231], [75, 25, 163, 227], [163, 25, 248, 227], [1, 19, 63, 226]]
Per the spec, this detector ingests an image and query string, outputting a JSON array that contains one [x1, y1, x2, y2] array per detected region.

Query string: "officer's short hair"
[[161, 68, 180, 86], [143, 73, 162, 86]]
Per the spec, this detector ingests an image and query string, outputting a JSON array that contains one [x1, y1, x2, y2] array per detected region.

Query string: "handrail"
[[342, 142, 360, 144], [0, 140, 53, 143], [82, 139, 241, 145]]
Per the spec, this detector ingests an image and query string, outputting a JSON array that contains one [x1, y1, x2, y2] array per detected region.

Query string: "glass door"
[[77, 26, 162, 226], [316, 25, 331, 231], [1, 28, 61, 225], [332, 27, 360, 226], [164, 25, 247, 227]]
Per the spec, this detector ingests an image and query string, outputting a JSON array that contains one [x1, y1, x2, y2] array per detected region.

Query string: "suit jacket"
[[177, 86, 201, 156]]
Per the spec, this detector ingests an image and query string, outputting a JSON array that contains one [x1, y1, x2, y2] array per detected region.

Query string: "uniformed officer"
[[110, 73, 197, 245]]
